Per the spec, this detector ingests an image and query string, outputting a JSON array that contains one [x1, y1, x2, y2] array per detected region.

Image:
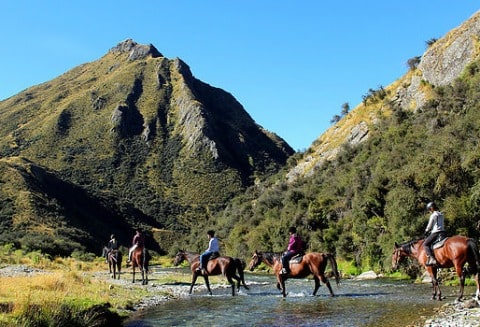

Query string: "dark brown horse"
[[102, 247, 122, 279], [173, 250, 249, 296], [130, 245, 149, 285], [392, 235, 480, 301], [248, 250, 340, 297]]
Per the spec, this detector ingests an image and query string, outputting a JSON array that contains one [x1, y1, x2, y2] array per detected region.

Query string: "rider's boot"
[[426, 255, 437, 266]]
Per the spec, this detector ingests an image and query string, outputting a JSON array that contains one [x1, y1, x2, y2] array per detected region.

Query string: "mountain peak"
[[109, 39, 163, 60]]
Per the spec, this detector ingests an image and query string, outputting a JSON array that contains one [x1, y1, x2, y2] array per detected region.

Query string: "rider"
[[281, 227, 304, 275], [197, 230, 220, 275], [105, 234, 118, 262], [424, 202, 446, 266], [127, 229, 145, 263]]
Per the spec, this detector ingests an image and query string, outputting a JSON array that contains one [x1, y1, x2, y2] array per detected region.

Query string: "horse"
[[129, 245, 149, 285], [248, 250, 340, 297], [102, 246, 122, 279], [173, 250, 249, 296], [392, 235, 480, 301]]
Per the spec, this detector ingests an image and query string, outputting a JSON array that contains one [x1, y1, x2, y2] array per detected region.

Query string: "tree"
[[425, 38, 438, 48], [330, 115, 341, 124], [407, 56, 421, 71], [341, 103, 350, 116]]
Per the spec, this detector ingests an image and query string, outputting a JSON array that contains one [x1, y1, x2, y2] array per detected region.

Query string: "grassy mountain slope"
[[0, 39, 293, 255]]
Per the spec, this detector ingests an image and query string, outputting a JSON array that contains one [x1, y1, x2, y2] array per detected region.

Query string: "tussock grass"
[[0, 246, 160, 326], [0, 245, 230, 326]]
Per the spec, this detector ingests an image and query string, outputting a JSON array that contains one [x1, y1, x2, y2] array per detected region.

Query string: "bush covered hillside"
[[218, 57, 480, 271]]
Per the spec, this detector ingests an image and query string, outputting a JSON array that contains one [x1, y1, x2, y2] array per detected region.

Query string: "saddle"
[[432, 233, 448, 250], [208, 252, 220, 260], [289, 253, 304, 264]]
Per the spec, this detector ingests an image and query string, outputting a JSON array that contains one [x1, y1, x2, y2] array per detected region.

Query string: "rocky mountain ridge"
[[286, 10, 480, 182]]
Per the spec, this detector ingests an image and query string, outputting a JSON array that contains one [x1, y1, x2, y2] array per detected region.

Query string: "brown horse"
[[129, 245, 149, 285], [173, 250, 249, 296], [392, 235, 480, 301], [248, 250, 340, 297], [102, 247, 122, 279]]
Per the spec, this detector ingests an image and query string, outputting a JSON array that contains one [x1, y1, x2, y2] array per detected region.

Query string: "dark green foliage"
[[219, 58, 480, 274]]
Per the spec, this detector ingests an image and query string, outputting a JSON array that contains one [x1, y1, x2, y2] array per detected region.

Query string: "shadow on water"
[[124, 270, 465, 327]]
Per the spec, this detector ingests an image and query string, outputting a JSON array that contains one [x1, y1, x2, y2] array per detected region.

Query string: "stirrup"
[[280, 268, 289, 275]]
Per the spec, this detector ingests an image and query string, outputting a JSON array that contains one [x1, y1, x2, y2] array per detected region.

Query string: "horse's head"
[[248, 250, 263, 271], [173, 250, 186, 266], [391, 242, 408, 271]]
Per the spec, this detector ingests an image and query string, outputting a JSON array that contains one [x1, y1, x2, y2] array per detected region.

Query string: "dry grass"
[[0, 247, 229, 326]]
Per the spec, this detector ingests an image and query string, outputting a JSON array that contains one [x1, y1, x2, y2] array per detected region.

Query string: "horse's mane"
[[400, 239, 423, 254], [260, 251, 282, 264]]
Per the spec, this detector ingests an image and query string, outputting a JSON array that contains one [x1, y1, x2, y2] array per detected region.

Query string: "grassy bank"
[[0, 245, 231, 326]]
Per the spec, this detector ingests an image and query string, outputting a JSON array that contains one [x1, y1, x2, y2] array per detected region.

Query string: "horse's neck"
[[409, 241, 423, 258], [263, 253, 279, 267], [185, 252, 200, 264]]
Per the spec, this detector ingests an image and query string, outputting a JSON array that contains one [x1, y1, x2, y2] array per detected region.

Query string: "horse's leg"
[[231, 273, 241, 292], [226, 274, 236, 296], [428, 267, 441, 300], [204, 276, 212, 296], [475, 272, 480, 300], [455, 264, 465, 301], [319, 273, 334, 297], [189, 273, 199, 294], [278, 275, 287, 297], [312, 276, 320, 296], [132, 266, 136, 283]]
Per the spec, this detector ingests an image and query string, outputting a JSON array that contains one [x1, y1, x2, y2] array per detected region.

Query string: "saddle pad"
[[432, 237, 448, 250], [289, 254, 303, 264]]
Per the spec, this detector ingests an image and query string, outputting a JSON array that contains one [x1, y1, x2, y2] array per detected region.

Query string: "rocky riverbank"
[[417, 299, 480, 327]]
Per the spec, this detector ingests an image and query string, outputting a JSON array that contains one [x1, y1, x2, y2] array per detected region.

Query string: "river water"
[[124, 269, 472, 327]]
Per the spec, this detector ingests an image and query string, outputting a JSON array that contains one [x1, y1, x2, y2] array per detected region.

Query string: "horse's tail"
[[142, 248, 150, 272], [467, 238, 480, 274], [326, 253, 341, 286], [234, 258, 249, 289]]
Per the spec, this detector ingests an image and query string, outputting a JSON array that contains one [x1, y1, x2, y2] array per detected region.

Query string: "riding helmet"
[[426, 202, 436, 210]]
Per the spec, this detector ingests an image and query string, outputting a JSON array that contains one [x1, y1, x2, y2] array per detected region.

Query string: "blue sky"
[[0, 2, 478, 151]]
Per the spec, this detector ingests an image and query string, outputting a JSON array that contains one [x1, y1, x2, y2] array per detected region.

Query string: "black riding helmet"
[[426, 202, 437, 210]]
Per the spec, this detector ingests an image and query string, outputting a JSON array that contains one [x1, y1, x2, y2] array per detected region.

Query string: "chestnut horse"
[[130, 245, 149, 285], [102, 247, 122, 279], [392, 235, 480, 301], [173, 250, 249, 296], [248, 250, 340, 297]]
